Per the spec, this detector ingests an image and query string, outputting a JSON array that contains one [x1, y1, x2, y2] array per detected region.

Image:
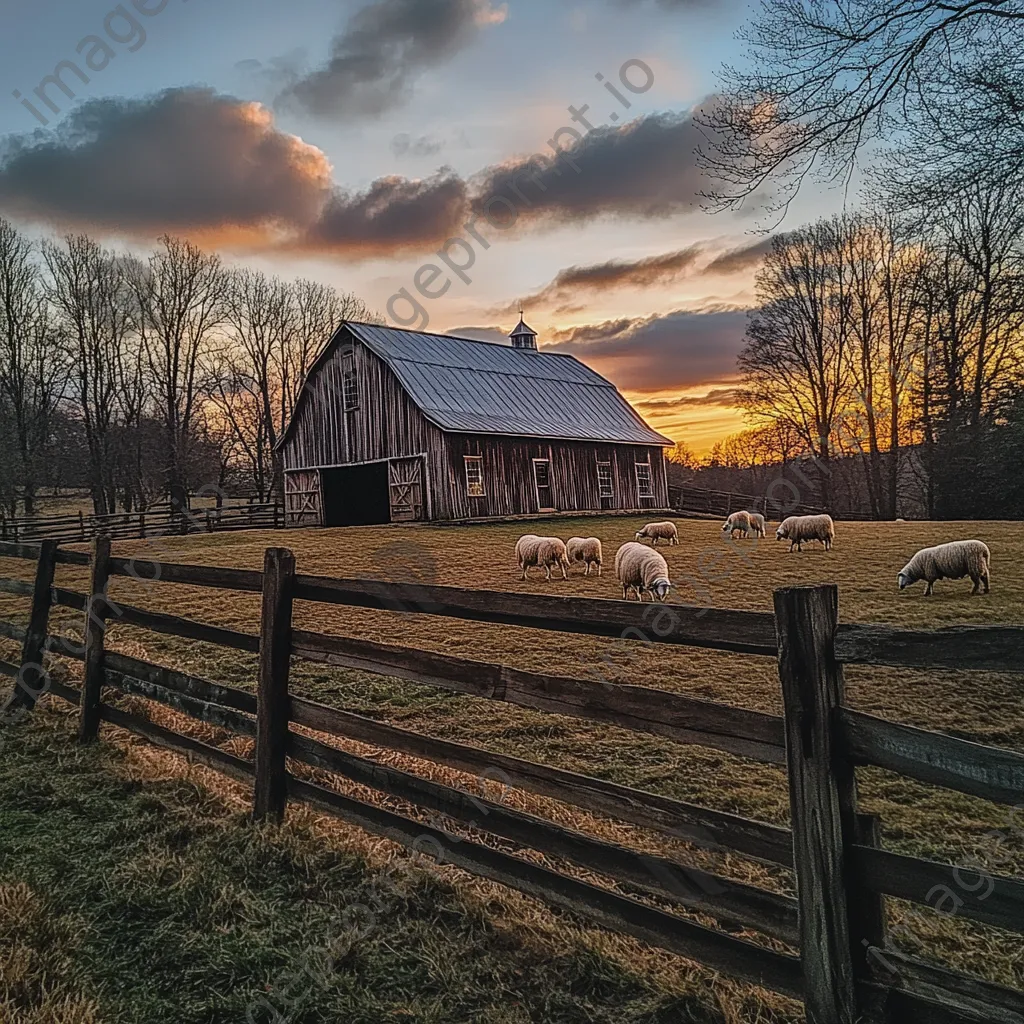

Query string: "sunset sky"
[[0, 0, 848, 453]]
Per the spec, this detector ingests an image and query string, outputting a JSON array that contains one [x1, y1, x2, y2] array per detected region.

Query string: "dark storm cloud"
[[545, 306, 747, 391], [702, 236, 774, 275], [0, 89, 332, 233], [471, 111, 712, 226], [0, 89, 467, 254], [303, 170, 469, 254], [276, 0, 507, 119], [506, 245, 706, 313], [632, 387, 741, 411], [0, 89, 724, 259]]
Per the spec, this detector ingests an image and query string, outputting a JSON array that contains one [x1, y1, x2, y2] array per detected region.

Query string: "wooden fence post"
[[774, 584, 859, 1024], [253, 547, 295, 822], [9, 540, 58, 711], [79, 535, 112, 744]]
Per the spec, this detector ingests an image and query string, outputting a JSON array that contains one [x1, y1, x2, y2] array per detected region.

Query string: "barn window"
[[342, 351, 358, 409], [635, 462, 653, 498], [464, 456, 485, 497], [596, 461, 613, 498]]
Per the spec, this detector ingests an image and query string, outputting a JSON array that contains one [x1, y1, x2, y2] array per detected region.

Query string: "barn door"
[[388, 458, 424, 521], [284, 470, 321, 526]]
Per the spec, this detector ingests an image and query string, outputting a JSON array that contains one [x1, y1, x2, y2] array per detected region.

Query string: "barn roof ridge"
[[281, 320, 673, 448], [344, 318, 584, 364]]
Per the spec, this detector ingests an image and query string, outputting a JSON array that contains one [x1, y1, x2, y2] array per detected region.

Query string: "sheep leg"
[[544, 564, 551, 581], [561, 563, 568, 580], [925, 581, 934, 596], [597, 564, 601, 577], [983, 572, 990, 594], [521, 565, 529, 580]]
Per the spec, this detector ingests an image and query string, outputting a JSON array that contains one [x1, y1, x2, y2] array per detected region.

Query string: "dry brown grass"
[[1, 515, 1022, 1018]]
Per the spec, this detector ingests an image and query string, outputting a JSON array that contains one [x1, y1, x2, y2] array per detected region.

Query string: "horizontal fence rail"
[[669, 484, 876, 522], [840, 709, 1024, 807], [292, 574, 780, 655], [0, 504, 284, 545], [0, 539, 1022, 1024], [836, 622, 1024, 672], [290, 629, 787, 764]]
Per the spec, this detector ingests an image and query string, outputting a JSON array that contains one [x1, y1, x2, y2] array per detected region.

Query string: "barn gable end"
[[280, 321, 673, 525]]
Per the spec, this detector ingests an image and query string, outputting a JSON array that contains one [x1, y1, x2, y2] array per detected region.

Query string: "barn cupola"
[[509, 314, 537, 350]]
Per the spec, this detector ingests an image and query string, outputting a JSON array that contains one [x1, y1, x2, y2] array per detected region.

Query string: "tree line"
[[697, 205, 1024, 519], [696, 0, 1024, 520], [0, 220, 379, 518]]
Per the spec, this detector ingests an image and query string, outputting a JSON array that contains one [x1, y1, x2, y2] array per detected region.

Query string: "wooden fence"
[[670, 484, 876, 522], [0, 538, 1022, 1023], [0, 503, 284, 544]]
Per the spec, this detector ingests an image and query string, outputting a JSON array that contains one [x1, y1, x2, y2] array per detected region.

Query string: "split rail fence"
[[0, 503, 284, 544], [670, 484, 875, 522], [0, 537, 1022, 1023]]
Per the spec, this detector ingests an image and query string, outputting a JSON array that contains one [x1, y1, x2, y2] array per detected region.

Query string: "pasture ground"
[[0, 516, 1022, 1022]]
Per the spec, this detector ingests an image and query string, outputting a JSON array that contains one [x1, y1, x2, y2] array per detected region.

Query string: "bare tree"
[[220, 269, 297, 500], [44, 235, 135, 515], [738, 221, 853, 506], [0, 219, 66, 514], [285, 279, 381, 426], [128, 236, 225, 515], [208, 360, 274, 500], [698, 0, 1024, 215]]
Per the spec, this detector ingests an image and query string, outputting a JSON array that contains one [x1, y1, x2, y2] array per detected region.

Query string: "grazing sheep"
[[898, 540, 991, 596], [634, 521, 678, 546], [515, 535, 570, 581], [748, 511, 767, 538], [722, 510, 753, 539], [775, 514, 835, 552], [615, 541, 672, 602], [566, 536, 603, 576]]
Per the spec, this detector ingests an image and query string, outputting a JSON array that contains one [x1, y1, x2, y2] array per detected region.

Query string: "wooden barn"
[[278, 320, 673, 525]]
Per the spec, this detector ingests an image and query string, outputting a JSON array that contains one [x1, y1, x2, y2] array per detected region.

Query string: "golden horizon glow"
[[623, 384, 748, 455]]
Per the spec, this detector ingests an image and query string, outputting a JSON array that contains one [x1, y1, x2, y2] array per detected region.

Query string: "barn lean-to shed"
[[278, 320, 673, 525]]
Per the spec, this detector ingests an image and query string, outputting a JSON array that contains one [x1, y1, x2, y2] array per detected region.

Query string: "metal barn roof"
[[347, 323, 673, 445]]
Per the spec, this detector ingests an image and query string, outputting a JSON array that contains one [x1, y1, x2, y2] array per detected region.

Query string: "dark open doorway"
[[320, 462, 391, 526]]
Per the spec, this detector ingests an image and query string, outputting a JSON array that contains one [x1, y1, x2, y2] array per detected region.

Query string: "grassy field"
[[1, 515, 1022, 1022]]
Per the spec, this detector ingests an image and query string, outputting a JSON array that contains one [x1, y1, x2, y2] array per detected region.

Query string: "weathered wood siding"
[[282, 329, 669, 522], [281, 330, 442, 472], [436, 435, 668, 520], [284, 470, 321, 526]]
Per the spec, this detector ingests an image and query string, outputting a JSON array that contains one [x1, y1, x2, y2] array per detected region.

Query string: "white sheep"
[[515, 534, 570, 581], [898, 540, 991, 596], [748, 511, 767, 538], [775, 514, 835, 552], [722, 510, 753, 539], [614, 541, 671, 602], [566, 536, 603, 576], [634, 521, 678, 546]]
